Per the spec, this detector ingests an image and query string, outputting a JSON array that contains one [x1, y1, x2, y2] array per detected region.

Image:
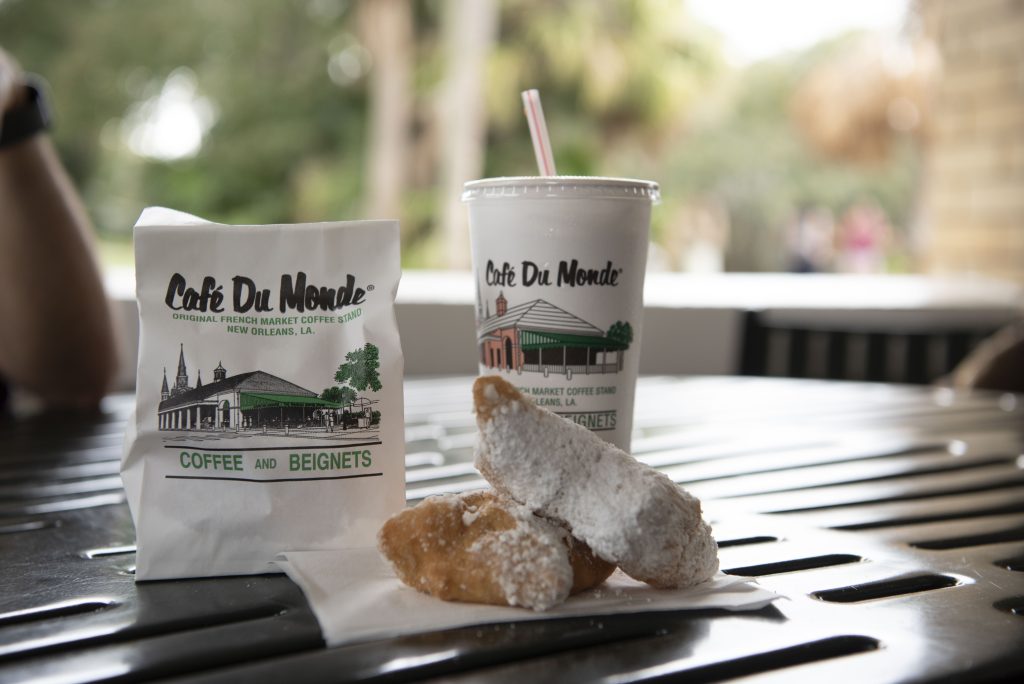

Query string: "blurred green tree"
[[0, 0, 368, 236], [0, 1, 918, 273]]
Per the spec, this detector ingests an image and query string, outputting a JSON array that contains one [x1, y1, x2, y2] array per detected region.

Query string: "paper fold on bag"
[[275, 548, 781, 647]]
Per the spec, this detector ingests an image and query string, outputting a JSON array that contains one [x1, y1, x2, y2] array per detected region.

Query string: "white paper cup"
[[463, 176, 659, 452]]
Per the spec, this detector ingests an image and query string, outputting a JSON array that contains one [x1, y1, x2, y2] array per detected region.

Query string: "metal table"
[[2, 376, 1023, 682]]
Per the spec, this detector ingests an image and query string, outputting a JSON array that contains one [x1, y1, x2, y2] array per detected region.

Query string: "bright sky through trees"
[[689, 0, 907, 64]]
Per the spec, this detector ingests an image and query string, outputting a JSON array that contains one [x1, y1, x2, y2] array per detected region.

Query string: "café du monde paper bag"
[[123, 207, 405, 580]]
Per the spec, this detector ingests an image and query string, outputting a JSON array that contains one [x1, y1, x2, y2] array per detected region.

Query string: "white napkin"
[[276, 548, 781, 647]]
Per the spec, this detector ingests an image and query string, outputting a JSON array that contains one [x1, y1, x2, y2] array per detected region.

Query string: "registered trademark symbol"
[[367, 284, 375, 291]]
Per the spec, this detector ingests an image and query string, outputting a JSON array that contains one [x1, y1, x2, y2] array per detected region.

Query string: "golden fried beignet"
[[378, 490, 614, 611]]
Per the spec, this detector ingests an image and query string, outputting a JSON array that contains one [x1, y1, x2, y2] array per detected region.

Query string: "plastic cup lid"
[[462, 176, 660, 203]]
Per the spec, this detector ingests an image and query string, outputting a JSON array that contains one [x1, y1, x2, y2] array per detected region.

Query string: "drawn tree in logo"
[[606, 321, 633, 348], [320, 343, 383, 405], [334, 342, 383, 392], [320, 385, 357, 405]]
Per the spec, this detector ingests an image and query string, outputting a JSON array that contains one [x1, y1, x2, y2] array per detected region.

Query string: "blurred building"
[[919, 0, 1024, 283]]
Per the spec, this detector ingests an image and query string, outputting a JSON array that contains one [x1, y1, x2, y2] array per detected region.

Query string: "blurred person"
[[835, 202, 892, 274], [0, 47, 117, 410], [787, 207, 835, 273]]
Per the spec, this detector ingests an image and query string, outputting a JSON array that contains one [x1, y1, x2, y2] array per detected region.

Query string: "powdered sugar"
[[378, 490, 574, 611], [469, 510, 572, 611], [473, 376, 719, 589]]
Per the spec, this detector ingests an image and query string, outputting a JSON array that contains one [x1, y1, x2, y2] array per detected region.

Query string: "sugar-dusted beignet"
[[378, 490, 614, 611], [473, 375, 719, 589]]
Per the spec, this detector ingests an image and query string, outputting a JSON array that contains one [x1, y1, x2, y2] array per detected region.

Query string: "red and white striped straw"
[[521, 89, 557, 176]]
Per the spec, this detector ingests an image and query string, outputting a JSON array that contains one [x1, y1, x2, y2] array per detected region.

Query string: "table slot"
[[996, 555, 1024, 572], [832, 500, 1024, 531], [661, 635, 880, 683], [763, 475, 1024, 514], [677, 453, 1011, 498], [0, 518, 56, 535], [716, 535, 779, 548], [0, 491, 126, 517], [724, 553, 862, 577], [813, 574, 961, 603], [404, 451, 446, 468], [0, 600, 117, 629], [0, 602, 293, 664], [81, 545, 137, 559], [993, 597, 1024, 616], [910, 522, 1024, 550], [0, 460, 121, 485], [0, 475, 125, 502]]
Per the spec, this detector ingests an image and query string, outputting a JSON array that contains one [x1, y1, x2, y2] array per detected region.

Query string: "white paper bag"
[[122, 208, 405, 580]]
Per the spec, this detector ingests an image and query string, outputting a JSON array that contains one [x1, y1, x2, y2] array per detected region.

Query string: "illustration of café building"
[[157, 345, 342, 431], [477, 292, 628, 378]]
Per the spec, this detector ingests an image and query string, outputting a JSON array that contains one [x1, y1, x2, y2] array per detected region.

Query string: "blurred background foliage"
[[0, 0, 922, 273]]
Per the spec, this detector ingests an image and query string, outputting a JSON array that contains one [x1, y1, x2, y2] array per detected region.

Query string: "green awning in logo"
[[239, 392, 342, 410], [519, 330, 627, 350]]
